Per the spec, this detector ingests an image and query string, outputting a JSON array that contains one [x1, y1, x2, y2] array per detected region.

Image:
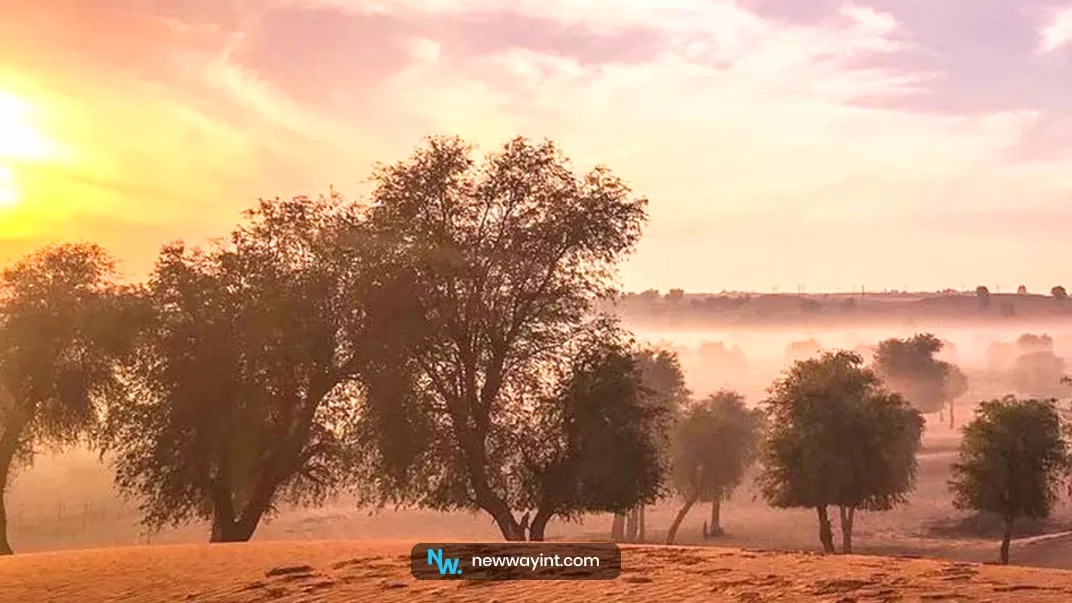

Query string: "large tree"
[[665, 391, 762, 544], [873, 334, 969, 425], [101, 197, 392, 542], [758, 351, 923, 554], [950, 397, 1071, 565], [0, 244, 131, 554], [355, 136, 648, 540]]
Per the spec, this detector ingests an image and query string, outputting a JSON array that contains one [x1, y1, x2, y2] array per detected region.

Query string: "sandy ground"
[[6, 540, 1072, 602]]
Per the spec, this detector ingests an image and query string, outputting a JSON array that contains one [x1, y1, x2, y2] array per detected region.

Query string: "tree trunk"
[[666, 494, 698, 545], [0, 423, 24, 556], [710, 498, 724, 538], [611, 513, 625, 541], [949, 400, 955, 430], [838, 505, 856, 554], [816, 506, 836, 554], [490, 507, 525, 541], [1000, 515, 1014, 565], [625, 507, 639, 541], [529, 508, 553, 542], [638, 505, 646, 542]]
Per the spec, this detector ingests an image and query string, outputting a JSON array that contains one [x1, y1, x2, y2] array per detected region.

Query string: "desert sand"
[[6, 540, 1072, 602]]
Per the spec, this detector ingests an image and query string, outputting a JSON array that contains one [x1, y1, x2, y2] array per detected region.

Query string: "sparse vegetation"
[[758, 351, 923, 554], [950, 397, 1071, 565], [872, 334, 969, 423], [665, 391, 762, 544]]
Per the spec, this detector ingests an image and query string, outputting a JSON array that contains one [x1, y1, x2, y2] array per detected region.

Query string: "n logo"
[[427, 548, 462, 575]]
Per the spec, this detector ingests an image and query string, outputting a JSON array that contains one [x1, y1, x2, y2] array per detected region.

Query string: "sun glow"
[[0, 92, 59, 162], [0, 91, 69, 210]]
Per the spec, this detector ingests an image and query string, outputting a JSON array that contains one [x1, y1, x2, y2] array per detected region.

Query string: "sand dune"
[[5, 540, 1072, 602]]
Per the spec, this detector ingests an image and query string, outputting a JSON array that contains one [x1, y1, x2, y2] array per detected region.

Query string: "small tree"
[[613, 346, 689, 542], [976, 286, 991, 308], [950, 397, 1070, 565], [665, 289, 685, 303], [758, 351, 923, 554], [873, 334, 968, 418], [665, 391, 762, 544], [1017, 285, 1028, 295], [0, 245, 133, 555], [520, 326, 667, 541], [1052, 286, 1068, 301]]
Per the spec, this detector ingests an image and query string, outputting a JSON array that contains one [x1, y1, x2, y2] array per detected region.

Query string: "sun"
[[0, 91, 66, 210], [0, 92, 57, 162]]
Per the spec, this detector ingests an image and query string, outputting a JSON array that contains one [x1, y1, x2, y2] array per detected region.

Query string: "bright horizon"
[[0, 1, 1070, 293]]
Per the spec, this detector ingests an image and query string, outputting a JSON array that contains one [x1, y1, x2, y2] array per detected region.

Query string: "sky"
[[0, 0, 1069, 293]]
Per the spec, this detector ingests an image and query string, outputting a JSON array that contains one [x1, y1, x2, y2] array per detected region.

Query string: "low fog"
[[634, 324, 1072, 407], [10, 320, 1072, 566]]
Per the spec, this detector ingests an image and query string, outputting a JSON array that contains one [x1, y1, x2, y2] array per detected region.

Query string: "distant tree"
[[873, 334, 969, 418], [665, 288, 685, 303], [950, 397, 1071, 565], [1017, 285, 1028, 295], [976, 286, 991, 308], [638, 289, 660, 302], [519, 326, 668, 541], [353, 136, 649, 540], [665, 391, 762, 544], [1052, 286, 1068, 301], [1018, 334, 1054, 352], [758, 352, 923, 554], [0, 245, 133, 555], [102, 197, 382, 542], [1011, 351, 1066, 399], [612, 346, 689, 542]]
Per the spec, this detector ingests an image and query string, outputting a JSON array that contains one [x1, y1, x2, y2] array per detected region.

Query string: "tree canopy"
[[872, 334, 968, 417], [665, 391, 763, 544], [758, 351, 923, 554], [353, 135, 649, 540], [517, 325, 668, 540], [950, 397, 1071, 564], [0, 244, 132, 554], [101, 197, 390, 542]]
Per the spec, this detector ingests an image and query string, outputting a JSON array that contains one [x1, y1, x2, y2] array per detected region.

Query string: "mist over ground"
[[10, 312, 1072, 568]]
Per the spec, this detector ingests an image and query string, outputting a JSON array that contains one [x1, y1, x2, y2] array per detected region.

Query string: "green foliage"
[[0, 244, 131, 553], [101, 197, 380, 540], [758, 351, 923, 511], [671, 391, 763, 503], [950, 396, 1070, 522], [520, 327, 669, 521], [873, 333, 968, 414], [353, 136, 649, 539]]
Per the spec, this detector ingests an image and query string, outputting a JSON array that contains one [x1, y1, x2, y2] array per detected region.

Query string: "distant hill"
[[607, 291, 1072, 330]]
